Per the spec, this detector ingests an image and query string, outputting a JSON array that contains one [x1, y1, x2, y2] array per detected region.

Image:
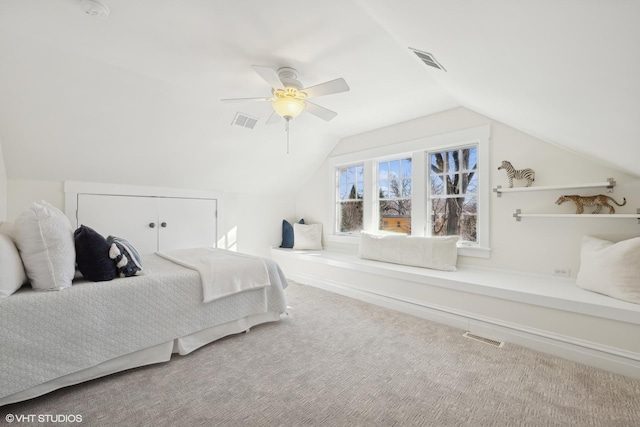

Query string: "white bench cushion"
[[358, 232, 458, 271]]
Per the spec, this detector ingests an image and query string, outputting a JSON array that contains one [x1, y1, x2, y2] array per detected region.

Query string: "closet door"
[[157, 197, 217, 251], [77, 194, 159, 254]]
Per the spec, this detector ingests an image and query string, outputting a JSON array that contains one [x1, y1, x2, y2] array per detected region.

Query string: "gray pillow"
[[107, 236, 144, 277]]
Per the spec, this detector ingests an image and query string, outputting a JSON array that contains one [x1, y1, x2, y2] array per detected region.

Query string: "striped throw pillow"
[[107, 236, 144, 277]]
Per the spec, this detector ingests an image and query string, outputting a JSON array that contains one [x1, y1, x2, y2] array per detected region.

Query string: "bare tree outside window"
[[378, 158, 412, 234], [429, 146, 478, 242], [336, 165, 363, 233]]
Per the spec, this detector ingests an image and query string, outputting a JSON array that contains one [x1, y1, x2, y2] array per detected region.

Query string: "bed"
[[0, 250, 289, 406]]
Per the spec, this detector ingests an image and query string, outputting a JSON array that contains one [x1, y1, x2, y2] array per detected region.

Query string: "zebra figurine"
[[498, 160, 535, 187]]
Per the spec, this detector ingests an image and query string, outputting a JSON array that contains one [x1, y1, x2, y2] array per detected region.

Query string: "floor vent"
[[231, 113, 258, 129], [463, 332, 505, 348], [409, 48, 446, 71]]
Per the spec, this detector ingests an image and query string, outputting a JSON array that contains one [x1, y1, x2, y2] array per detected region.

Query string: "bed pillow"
[[0, 233, 28, 299], [13, 201, 75, 291], [74, 225, 117, 282], [576, 236, 640, 304], [107, 235, 144, 277], [280, 218, 304, 248], [293, 223, 323, 250], [359, 232, 458, 271]]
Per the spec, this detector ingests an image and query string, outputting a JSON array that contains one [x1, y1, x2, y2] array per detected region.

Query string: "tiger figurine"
[[555, 194, 627, 214]]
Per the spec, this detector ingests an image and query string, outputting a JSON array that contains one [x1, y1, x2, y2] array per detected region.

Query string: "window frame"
[[427, 145, 479, 244], [375, 156, 413, 235], [329, 125, 490, 258], [335, 163, 365, 234]]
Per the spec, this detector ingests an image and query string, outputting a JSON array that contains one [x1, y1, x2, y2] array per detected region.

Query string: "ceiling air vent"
[[409, 48, 446, 72], [231, 113, 258, 130]]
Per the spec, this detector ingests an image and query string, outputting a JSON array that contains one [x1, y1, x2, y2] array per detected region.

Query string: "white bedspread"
[[0, 253, 288, 401], [156, 248, 270, 303]]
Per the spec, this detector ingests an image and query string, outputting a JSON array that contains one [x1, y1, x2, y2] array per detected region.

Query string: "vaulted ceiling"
[[0, 0, 637, 194]]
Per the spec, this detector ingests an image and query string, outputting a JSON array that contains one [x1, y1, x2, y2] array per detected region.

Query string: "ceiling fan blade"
[[304, 101, 338, 121], [266, 110, 282, 125], [252, 65, 284, 90], [221, 97, 271, 103], [303, 78, 350, 98]]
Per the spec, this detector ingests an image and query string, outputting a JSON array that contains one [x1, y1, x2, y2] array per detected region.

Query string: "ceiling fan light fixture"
[[272, 88, 307, 118], [273, 98, 305, 118]]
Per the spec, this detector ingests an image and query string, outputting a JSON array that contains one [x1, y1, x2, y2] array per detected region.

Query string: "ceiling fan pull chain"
[[285, 117, 290, 154]]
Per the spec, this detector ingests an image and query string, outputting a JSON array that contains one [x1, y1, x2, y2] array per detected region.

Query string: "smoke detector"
[[79, 0, 110, 18]]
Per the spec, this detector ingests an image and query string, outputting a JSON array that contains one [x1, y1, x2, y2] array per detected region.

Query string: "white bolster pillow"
[[358, 232, 458, 271]]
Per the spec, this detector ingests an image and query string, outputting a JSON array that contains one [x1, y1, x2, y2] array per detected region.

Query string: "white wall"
[[218, 192, 296, 258], [7, 180, 64, 220], [0, 138, 7, 219], [7, 179, 295, 258], [296, 107, 640, 277]]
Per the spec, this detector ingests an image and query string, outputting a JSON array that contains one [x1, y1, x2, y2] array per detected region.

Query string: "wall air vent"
[[463, 332, 505, 348], [231, 113, 258, 130], [409, 48, 446, 72]]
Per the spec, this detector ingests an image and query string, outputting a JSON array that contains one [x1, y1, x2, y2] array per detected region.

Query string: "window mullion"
[[363, 161, 374, 232], [412, 151, 426, 236]]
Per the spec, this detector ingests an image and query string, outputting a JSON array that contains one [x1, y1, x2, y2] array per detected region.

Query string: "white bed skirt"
[[0, 311, 282, 406], [173, 311, 281, 355]]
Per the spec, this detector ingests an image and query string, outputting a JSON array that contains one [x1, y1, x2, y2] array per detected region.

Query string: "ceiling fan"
[[221, 65, 350, 125]]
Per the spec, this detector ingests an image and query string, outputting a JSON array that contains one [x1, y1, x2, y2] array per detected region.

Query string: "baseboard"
[[288, 271, 640, 380]]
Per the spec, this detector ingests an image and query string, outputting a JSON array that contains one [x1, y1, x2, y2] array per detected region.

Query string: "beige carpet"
[[2, 281, 640, 426]]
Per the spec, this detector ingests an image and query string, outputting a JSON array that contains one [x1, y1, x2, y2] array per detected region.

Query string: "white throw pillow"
[[14, 201, 76, 291], [0, 233, 28, 299], [576, 236, 640, 304], [293, 223, 323, 250], [359, 232, 458, 271]]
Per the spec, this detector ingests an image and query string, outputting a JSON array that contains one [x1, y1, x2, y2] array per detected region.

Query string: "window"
[[428, 146, 478, 242], [330, 126, 489, 257], [336, 164, 364, 233], [377, 158, 412, 234]]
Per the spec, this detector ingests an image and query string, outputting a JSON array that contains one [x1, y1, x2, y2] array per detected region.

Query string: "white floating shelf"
[[513, 209, 640, 223], [494, 178, 615, 197]]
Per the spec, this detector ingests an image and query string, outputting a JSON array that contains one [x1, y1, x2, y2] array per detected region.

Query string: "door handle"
[[161, 222, 167, 228], [149, 222, 156, 228]]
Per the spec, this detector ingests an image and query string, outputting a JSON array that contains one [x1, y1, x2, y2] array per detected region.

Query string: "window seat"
[[271, 247, 640, 325], [271, 246, 640, 379]]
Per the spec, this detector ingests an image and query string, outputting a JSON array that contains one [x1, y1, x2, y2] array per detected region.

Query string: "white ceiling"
[[0, 0, 637, 195]]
